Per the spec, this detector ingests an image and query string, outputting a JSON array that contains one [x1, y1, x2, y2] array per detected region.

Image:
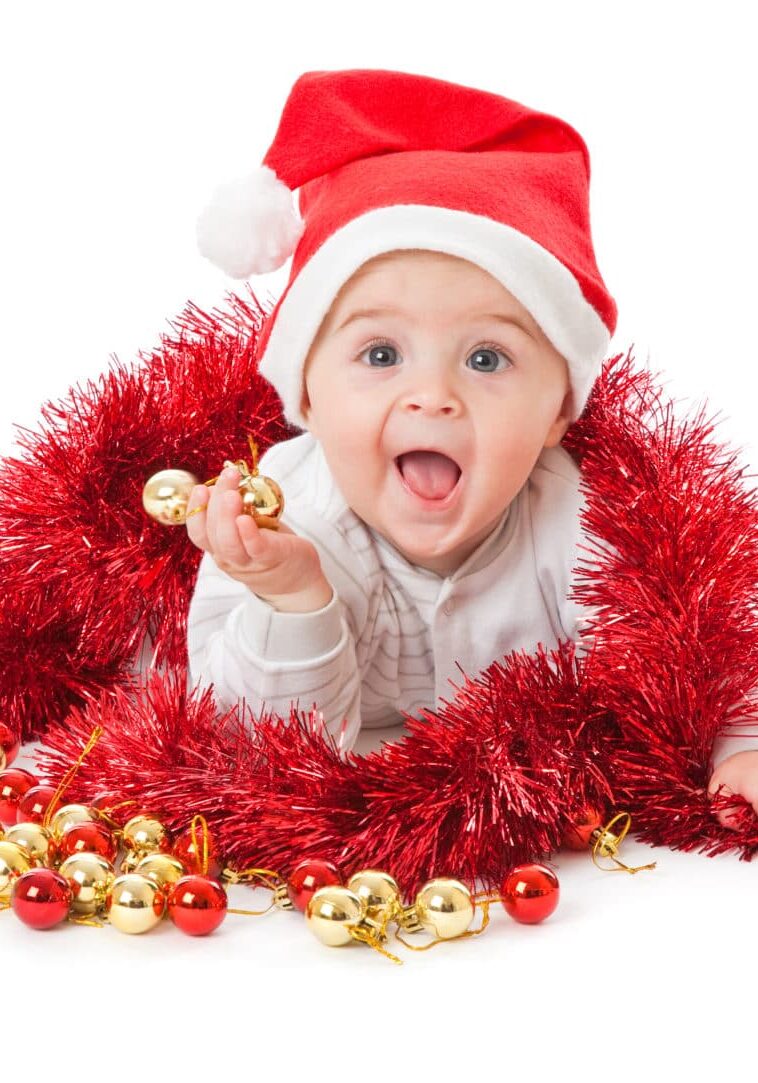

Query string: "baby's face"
[[300, 249, 573, 577]]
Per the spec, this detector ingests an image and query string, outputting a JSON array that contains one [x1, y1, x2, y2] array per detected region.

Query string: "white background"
[[1, 2, 756, 1077]]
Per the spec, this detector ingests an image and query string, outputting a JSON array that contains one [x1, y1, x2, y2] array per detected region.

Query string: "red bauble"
[[16, 785, 59, 825], [0, 768, 38, 825], [58, 820, 118, 863], [562, 804, 605, 851], [286, 859, 343, 912], [167, 875, 227, 936], [0, 724, 20, 769], [172, 825, 222, 878], [500, 863, 560, 924], [11, 868, 73, 929]]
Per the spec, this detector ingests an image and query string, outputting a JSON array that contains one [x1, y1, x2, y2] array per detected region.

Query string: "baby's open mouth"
[[394, 450, 462, 501]]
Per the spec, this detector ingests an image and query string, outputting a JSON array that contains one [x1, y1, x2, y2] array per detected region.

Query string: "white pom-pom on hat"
[[196, 164, 305, 278]]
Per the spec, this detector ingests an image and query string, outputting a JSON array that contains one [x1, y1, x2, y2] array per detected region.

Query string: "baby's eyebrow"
[[335, 307, 535, 340]]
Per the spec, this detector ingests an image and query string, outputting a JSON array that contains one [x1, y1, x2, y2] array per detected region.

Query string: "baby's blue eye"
[[468, 347, 509, 373], [364, 343, 398, 367]]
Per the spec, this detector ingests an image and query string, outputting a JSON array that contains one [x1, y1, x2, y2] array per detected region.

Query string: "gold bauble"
[[346, 869, 401, 920], [305, 885, 367, 947], [0, 841, 34, 899], [238, 473, 284, 530], [48, 804, 97, 840], [142, 469, 200, 526], [4, 822, 56, 864], [59, 852, 115, 914], [135, 852, 186, 888], [106, 873, 166, 934], [414, 878, 475, 940], [122, 815, 171, 855], [0, 749, 5, 771]]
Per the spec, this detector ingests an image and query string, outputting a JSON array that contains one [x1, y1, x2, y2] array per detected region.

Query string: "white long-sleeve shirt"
[[185, 431, 757, 767]]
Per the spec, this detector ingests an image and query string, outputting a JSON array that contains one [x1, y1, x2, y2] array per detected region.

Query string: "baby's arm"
[[187, 552, 362, 751], [184, 461, 369, 751]]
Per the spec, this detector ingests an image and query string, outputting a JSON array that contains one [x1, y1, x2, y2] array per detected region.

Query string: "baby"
[[187, 68, 758, 829]]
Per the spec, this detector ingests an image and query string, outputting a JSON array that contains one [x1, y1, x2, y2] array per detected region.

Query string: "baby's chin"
[[369, 515, 480, 576]]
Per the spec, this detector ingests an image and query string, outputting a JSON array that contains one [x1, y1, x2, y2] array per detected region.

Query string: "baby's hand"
[[707, 750, 758, 829], [185, 465, 329, 608]]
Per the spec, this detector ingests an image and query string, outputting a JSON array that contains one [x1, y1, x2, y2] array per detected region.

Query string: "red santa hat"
[[196, 68, 617, 429]]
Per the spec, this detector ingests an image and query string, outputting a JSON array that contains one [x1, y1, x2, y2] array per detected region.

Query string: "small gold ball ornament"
[[135, 852, 186, 888], [223, 436, 284, 530], [0, 840, 34, 899], [346, 869, 402, 921], [305, 885, 368, 947], [106, 873, 166, 934], [412, 877, 475, 940], [48, 804, 98, 840], [59, 852, 116, 914], [122, 815, 171, 855], [142, 469, 200, 526], [4, 822, 56, 864], [232, 467, 284, 530]]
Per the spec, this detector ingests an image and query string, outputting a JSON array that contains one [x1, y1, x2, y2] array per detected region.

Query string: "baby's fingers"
[[213, 489, 259, 567], [236, 509, 277, 563]]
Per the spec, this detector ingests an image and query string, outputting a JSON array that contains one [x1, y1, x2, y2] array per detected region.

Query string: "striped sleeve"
[[187, 551, 364, 752]]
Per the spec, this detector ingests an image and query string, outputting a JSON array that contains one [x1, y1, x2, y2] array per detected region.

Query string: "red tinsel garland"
[[0, 291, 297, 741], [1, 288, 758, 892]]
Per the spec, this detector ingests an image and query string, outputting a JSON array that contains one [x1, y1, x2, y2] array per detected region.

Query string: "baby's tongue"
[[398, 450, 460, 499]]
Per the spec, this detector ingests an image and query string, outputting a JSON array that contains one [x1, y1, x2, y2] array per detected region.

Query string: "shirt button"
[[442, 599, 454, 616]]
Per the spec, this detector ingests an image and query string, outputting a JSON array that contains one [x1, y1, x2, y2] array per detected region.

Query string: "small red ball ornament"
[[0, 724, 20, 770], [562, 804, 605, 851], [0, 768, 38, 825], [17, 785, 59, 825], [286, 859, 343, 912], [58, 820, 118, 863], [172, 825, 222, 878], [167, 875, 228, 936], [500, 863, 560, 924], [11, 868, 73, 929]]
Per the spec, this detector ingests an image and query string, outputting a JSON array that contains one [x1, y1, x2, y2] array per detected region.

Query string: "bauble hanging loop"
[[590, 812, 658, 874]]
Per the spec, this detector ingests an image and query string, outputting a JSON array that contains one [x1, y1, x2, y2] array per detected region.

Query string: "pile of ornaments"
[[1, 725, 561, 957], [0, 764, 230, 936]]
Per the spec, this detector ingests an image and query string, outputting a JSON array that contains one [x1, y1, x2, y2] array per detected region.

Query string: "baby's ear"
[[543, 387, 574, 448]]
